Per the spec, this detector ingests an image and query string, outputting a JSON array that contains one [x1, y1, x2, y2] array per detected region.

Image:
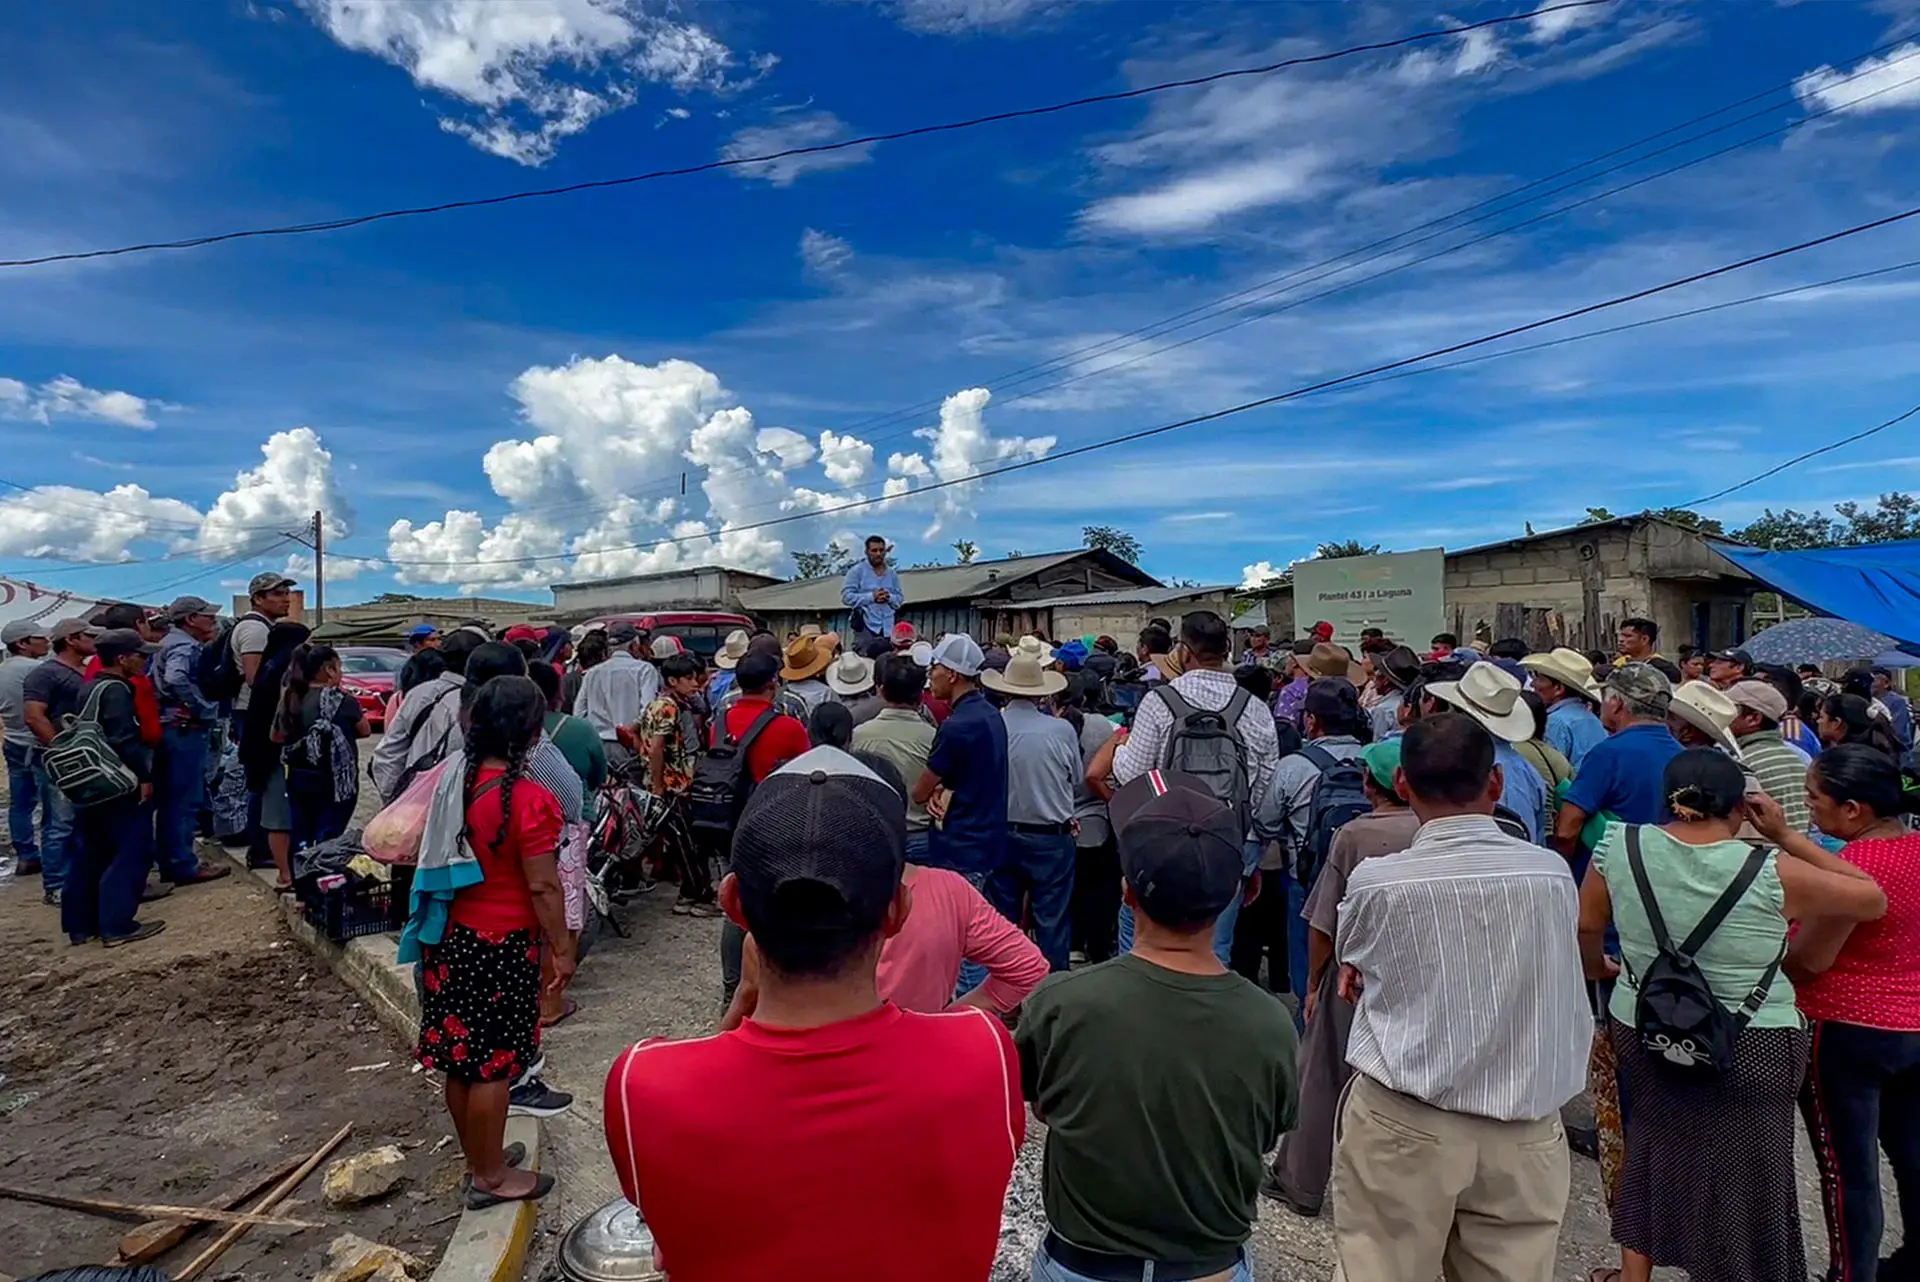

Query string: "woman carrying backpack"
[[1578, 749, 1886, 1282], [275, 644, 370, 854], [1790, 745, 1920, 1282]]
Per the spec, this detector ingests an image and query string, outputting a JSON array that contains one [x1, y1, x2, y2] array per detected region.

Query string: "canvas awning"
[[1713, 540, 1920, 648]]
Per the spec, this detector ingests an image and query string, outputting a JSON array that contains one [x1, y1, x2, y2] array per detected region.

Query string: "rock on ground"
[[324, 1145, 410, 1208], [315, 1231, 428, 1282]]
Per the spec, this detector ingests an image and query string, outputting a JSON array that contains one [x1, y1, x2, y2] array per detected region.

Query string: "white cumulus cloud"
[[817, 430, 875, 485], [799, 227, 853, 277], [199, 428, 352, 553], [910, 387, 1055, 534], [1240, 560, 1287, 589], [1795, 42, 1920, 117], [302, 0, 750, 165], [721, 111, 874, 186], [0, 373, 160, 429]]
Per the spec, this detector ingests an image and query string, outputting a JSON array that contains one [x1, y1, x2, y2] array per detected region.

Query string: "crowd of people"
[[13, 537, 1920, 1282]]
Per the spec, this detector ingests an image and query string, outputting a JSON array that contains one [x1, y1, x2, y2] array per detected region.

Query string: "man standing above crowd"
[[1, 619, 50, 876], [1332, 713, 1588, 1282], [842, 534, 904, 654], [1017, 769, 1297, 1282], [1614, 616, 1662, 667], [1521, 647, 1606, 770], [982, 646, 1079, 973], [606, 747, 1021, 1282], [20, 618, 100, 905], [152, 596, 228, 887], [575, 621, 660, 777]]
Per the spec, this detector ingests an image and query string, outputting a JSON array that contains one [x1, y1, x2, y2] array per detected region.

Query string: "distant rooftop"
[[737, 548, 1157, 614], [1017, 584, 1236, 610]]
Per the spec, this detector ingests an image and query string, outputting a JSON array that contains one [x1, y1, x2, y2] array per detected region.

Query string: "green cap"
[[1359, 739, 1402, 793]]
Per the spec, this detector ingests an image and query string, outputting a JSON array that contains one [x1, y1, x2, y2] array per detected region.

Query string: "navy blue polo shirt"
[[924, 688, 1008, 876]]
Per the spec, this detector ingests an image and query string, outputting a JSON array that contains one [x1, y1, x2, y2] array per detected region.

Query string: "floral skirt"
[[415, 921, 541, 1083], [557, 821, 589, 932]]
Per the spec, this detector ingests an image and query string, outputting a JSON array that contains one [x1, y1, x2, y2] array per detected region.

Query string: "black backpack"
[[196, 612, 265, 703], [1295, 744, 1371, 889], [1154, 685, 1253, 835], [687, 705, 780, 838], [1622, 825, 1783, 1075]]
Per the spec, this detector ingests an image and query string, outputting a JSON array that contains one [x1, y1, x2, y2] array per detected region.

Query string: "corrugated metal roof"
[[736, 549, 1156, 613], [1018, 584, 1237, 610]]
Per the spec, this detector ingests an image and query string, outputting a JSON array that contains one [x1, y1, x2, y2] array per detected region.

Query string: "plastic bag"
[[212, 744, 250, 840], [362, 760, 446, 865]]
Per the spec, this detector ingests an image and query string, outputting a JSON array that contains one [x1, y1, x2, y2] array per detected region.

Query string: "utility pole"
[[312, 510, 325, 626]]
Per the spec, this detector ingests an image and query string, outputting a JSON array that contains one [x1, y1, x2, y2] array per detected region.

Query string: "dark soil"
[[0, 869, 458, 1278]]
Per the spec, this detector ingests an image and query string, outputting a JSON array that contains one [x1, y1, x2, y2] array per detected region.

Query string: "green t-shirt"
[[1594, 823, 1801, 1030], [544, 711, 608, 794], [1014, 954, 1299, 1265]]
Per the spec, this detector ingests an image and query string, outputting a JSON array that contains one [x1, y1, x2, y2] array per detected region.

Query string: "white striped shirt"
[[1338, 814, 1589, 1122]]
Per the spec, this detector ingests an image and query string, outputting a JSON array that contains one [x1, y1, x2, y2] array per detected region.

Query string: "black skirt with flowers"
[[415, 921, 541, 1083]]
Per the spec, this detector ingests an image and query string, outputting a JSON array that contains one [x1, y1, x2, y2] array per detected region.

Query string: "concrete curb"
[[219, 847, 542, 1282]]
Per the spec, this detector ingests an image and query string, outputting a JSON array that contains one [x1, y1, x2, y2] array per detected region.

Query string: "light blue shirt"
[[1544, 697, 1607, 772], [1493, 740, 1548, 843], [842, 559, 905, 636], [1000, 700, 1080, 826], [155, 628, 222, 724]]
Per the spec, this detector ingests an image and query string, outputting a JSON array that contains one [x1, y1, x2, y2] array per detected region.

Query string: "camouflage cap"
[[1606, 660, 1673, 708]]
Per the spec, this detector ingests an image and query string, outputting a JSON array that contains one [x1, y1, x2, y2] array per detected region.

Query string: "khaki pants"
[[1331, 1073, 1569, 1282]]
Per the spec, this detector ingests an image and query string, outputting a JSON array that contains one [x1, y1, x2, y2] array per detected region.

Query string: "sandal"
[[465, 1170, 554, 1211], [460, 1142, 527, 1192], [541, 999, 579, 1029]]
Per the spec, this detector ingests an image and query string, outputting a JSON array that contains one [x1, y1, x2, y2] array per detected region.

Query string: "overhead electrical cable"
[[0, 0, 1613, 270]]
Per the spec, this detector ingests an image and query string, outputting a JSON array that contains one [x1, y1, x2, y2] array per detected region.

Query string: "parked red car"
[[585, 611, 754, 661], [338, 646, 408, 730]]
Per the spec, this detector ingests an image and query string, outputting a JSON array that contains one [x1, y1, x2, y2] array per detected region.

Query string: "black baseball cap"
[[1710, 647, 1754, 668], [1110, 770, 1244, 930], [731, 746, 907, 945]]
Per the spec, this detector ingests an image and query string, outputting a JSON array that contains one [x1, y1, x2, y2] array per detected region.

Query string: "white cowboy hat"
[[825, 651, 876, 697], [981, 647, 1068, 698], [714, 628, 750, 670], [1015, 635, 1055, 666], [1520, 647, 1602, 703], [1670, 680, 1743, 757], [1429, 662, 1535, 743], [908, 639, 935, 668]]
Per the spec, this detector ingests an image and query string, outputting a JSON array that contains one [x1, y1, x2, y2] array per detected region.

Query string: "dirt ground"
[[0, 857, 459, 1279]]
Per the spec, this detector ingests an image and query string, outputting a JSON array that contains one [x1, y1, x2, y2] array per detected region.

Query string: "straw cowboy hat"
[[981, 644, 1068, 698], [1429, 662, 1535, 743], [781, 632, 840, 682], [1521, 647, 1603, 703], [1670, 680, 1743, 757], [714, 629, 750, 670], [825, 650, 876, 697], [1014, 635, 1055, 666]]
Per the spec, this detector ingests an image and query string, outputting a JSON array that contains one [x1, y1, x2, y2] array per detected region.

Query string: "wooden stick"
[[0, 1184, 320, 1229], [174, 1122, 352, 1282], [113, 1157, 304, 1265]]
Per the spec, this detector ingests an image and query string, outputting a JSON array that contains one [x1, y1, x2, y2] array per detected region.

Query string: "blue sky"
[[2, 0, 1919, 604]]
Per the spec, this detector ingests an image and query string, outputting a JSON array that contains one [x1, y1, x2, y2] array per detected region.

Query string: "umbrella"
[[1872, 650, 1920, 670], [1746, 617, 1901, 665]]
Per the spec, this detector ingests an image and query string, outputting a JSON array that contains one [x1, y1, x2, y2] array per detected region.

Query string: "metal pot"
[[556, 1197, 664, 1282]]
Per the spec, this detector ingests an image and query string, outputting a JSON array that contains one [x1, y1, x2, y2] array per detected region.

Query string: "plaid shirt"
[[1111, 666, 1280, 837]]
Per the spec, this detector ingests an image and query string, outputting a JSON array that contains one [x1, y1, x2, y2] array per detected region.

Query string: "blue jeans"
[[62, 794, 149, 941], [1285, 873, 1310, 1007], [1030, 1241, 1252, 1282], [988, 828, 1076, 973], [904, 829, 931, 863], [29, 749, 76, 893], [4, 739, 49, 862], [1116, 839, 1260, 967], [155, 724, 210, 881]]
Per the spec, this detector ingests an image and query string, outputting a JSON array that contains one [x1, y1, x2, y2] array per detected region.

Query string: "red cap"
[[892, 621, 917, 643], [1311, 621, 1334, 641], [502, 624, 541, 644], [636, 616, 658, 632]]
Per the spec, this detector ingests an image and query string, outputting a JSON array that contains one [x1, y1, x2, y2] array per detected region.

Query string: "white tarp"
[[1290, 548, 1445, 647], [0, 577, 110, 633]]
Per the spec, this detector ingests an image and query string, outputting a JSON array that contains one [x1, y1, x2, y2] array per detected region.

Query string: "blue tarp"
[[1715, 539, 1920, 648]]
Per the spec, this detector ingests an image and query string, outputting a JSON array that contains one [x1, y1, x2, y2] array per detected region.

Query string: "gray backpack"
[[1153, 685, 1254, 834], [45, 682, 140, 809]]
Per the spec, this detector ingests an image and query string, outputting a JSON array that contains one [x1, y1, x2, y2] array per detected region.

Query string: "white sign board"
[[0, 577, 108, 633], [1290, 548, 1445, 647]]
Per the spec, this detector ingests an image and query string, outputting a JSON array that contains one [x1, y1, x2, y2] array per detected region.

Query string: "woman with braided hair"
[[414, 674, 570, 1210]]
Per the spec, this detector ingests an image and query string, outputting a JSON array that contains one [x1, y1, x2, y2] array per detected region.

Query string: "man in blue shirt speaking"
[[842, 535, 905, 655]]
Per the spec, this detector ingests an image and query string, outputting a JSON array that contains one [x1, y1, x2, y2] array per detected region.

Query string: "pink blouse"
[[877, 868, 1049, 1014]]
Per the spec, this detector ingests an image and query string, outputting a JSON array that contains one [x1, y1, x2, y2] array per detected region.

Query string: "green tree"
[[1082, 525, 1143, 564], [1167, 576, 1202, 588], [952, 538, 979, 565], [792, 541, 854, 578], [1584, 507, 1616, 523], [1314, 539, 1382, 559], [1732, 493, 1920, 549]]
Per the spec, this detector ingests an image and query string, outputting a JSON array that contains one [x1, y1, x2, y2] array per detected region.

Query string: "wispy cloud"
[[721, 111, 873, 185], [1795, 41, 1920, 117]]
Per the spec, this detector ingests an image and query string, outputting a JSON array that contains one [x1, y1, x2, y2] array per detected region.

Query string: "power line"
[[0, 1, 1613, 271], [135, 537, 297, 600], [392, 34, 1919, 544], [376, 200, 1920, 569], [0, 532, 319, 579], [1683, 405, 1920, 510]]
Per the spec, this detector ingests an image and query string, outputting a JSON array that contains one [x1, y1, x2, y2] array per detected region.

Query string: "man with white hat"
[[912, 634, 1008, 885], [1520, 648, 1607, 771], [1424, 662, 1550, 842], [981, 643, 1078, 972], [706, 628, 750, 705], [824, 649, 878, 721], [1, 618, 52, 876], [1729, 679, 1811, 831], [1667, 680, 1743, 756]]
